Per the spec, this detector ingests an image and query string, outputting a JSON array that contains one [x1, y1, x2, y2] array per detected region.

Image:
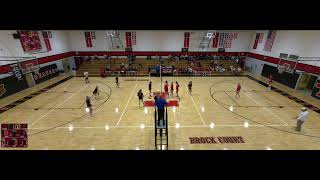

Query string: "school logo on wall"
[[315, 82, 320, 97], [32, 64, 59, 84], [311, 80, 320, 100], [0, 84, 6, 97]]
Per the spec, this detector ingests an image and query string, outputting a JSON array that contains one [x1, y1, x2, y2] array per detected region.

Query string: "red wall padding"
[[1, 51, 319, 75]]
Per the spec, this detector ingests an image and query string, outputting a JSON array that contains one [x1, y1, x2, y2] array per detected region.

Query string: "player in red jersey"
[[170, 82, 174, 98], [188, 81, 192, 95], [164, 81, 169, 98], [268, 74, 273, 90], [176, 81, 180, 98], [235, 83, 241, 98]]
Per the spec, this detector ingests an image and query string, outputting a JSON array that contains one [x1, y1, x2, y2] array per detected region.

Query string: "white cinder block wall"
[[0, 30, 70, 66], [1, 30, 320, 69], [67, 30, 253, 52], [249, 30, 320, 67]]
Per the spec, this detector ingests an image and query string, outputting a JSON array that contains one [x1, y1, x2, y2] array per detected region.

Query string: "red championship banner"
[[19, 30, 42, 52], [184, 32, 190, 48], [125, 32, 132, 48], [253, 33, 260, 49], [131, 32, 136, 45], [84, 32, 93, 47], [212, 32, 219, 48], [42, 31, 52, 51], [258, 33, 264, 43]]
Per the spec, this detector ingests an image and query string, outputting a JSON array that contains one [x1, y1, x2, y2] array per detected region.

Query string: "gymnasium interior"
[[0, 30, 320, 150]]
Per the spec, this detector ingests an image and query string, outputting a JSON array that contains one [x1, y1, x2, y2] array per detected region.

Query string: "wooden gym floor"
[[1, 74, 320, 150]]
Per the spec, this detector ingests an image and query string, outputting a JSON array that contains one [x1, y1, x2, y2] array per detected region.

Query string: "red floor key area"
[[144, 100, 179, 107], [144, 101, 155, 107]]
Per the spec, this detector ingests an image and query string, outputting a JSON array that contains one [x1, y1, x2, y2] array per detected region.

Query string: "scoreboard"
[[1, 124, 28, 148]]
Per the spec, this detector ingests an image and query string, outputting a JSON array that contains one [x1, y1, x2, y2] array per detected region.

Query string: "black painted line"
[[0, 76, 73, 114], [246, 75, 320, 114], [224, 91, 241, 106]]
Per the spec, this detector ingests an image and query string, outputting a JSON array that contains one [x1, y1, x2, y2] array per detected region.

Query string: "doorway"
[[296, 73, 318, 96]]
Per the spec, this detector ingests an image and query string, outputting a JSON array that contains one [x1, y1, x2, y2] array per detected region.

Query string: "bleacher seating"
[[76, 57, 244, 77]]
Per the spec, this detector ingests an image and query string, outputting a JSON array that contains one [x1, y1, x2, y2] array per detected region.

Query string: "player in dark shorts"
[[164, 81, 169, 98], [170, 82, 174, 98], [93, 86, 99, 99], [86, 96, 93, 116], [236, 83, 241, 98], [137, 89, 144, 107], [115, 75, 119, 88], [188, 81, 192, 95], [154, 94, 158, 102], [176, 81, 180, 98], [148, 81, 152, 98]]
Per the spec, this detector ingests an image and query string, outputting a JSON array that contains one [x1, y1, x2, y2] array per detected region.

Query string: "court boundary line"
[[28, 124, 290, 130], [242, 91, 289, 126], [210, 82, 320, 139], [28, 81, 113, 136], [184, 83, 206, 126], [29, 84, 89, 127], [0, 76, 73, 115], [115, 83, 138, 127]]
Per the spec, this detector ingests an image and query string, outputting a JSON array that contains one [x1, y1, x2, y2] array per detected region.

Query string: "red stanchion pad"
[[144, 101, 155, 107], [167, 100, 179, 107]]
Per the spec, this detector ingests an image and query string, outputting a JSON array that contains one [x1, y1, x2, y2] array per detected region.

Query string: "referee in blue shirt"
[[155, 95, 167, 126]]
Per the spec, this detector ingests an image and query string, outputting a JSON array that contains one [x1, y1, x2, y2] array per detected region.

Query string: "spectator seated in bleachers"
[[237, 67, 242, 73], [216, 65, 225, 74], [105, 63, 111, 71]]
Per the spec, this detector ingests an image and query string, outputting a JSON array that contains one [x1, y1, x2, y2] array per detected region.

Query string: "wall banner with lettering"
[[32, 64, 59, 84], [84, 32, 93, 47]]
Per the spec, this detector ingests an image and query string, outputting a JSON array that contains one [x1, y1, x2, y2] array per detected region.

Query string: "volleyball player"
[[176, 81, 180, 98], [236, 83, 241, 98], [86, 96, 93, 116], [115, 74, 119, 88], [170, 82, 174, 98], [93, 86, 99, 99], [188, 81, 192, 95], [84, 72, 89, 84], [148, 81, 152, 98], [164, 81, 169, 98], [137, 89, 144, 107]]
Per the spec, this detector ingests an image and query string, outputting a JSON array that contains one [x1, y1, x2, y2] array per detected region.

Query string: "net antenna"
[[0, 55, 39, 74]]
